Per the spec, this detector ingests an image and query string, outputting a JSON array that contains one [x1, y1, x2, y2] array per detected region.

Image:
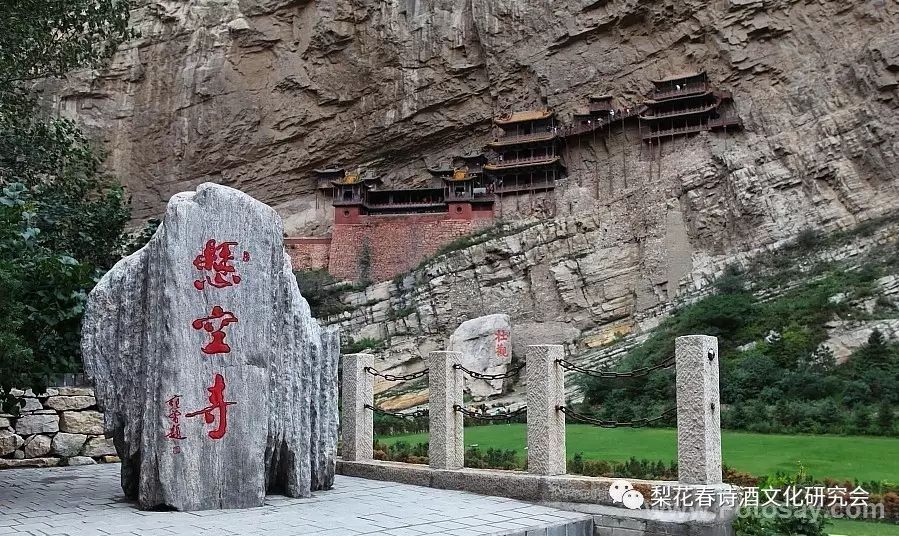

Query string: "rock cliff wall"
[[42, 0, 899, 404], [45, 0, 898, 232]]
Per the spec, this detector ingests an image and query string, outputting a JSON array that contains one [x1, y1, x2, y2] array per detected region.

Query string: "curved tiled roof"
[[494, 110, 553, 125]]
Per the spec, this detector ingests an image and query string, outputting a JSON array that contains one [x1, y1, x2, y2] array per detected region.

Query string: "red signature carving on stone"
[[193, 239, 243, 290], [185, 374, 236, 440], [191, 306, 238, 355], [166, 395, 187, 442], [495, 329, 510, 359]]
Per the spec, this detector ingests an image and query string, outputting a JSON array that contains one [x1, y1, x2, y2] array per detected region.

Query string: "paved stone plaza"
[[0, 464, 593, 536]]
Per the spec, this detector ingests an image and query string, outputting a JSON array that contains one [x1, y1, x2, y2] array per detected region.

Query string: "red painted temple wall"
[[285, 237, 332, 272], [288, 205, 495, 282], [327, 213, 486, 282]]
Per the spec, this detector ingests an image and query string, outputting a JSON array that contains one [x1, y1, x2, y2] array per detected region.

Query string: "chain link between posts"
[[452, 363, 525, 381], [557, 405, 676, 428], [453, 404, 527, 421], [554, 355, 675, 379], [364, 367, 429, 382], [363, 404, 428, 420]]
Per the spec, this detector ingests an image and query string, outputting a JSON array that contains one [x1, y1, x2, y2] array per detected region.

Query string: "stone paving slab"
[[0, 464, 593, 536]]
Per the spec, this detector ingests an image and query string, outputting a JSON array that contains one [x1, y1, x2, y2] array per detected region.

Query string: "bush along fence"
[[341, 335, 723, 486]]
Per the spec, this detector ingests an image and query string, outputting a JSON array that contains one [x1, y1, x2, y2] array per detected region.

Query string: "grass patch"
[[828, 519, 899, 536], [378, 425, 899, 483]]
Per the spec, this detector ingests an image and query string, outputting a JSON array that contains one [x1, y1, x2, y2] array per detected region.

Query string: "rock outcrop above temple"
[[45, 1, 898, 234], [81, 183, 339, 511]]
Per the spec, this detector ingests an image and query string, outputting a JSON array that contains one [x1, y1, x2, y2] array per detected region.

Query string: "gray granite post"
[[526, 345, 566, 476], [427, 351, 464, 470], [676, 335, 722, 484], [341, 353, 373, 462]]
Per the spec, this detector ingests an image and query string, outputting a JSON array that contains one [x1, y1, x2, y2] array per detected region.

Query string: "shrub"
[[342, 337, 385, 354], [294, 269, 346, 317]]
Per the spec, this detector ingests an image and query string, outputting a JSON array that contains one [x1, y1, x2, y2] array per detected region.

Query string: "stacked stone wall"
[[0, 386, 116, 469]]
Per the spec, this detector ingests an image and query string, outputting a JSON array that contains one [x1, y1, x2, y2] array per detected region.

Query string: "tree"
[[0, 0, 134, 412], [877, 401, 894, 435], [0, 0, 132, 86], [859, 329, 891, 368]]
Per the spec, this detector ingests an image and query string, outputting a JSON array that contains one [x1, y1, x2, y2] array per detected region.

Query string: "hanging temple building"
[[287, 71, 743, 283]]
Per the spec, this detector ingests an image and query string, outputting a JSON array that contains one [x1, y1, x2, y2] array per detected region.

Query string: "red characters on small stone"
[[191, 306, 238, 355], [494, 329, 510, 359], [185, 374, 236, 440], [166, 395, 187, 443], [193, 239, 244, 290]]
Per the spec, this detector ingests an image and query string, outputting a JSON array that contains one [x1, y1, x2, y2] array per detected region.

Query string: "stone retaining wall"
[[0, 386, 117, 469]]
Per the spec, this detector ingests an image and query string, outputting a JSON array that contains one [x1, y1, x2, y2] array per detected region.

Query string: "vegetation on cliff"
[[581, 224, 899, 436]]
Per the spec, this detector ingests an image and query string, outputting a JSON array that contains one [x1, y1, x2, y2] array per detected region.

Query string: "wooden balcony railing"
[[652, 83, 709, 101], [488, 131, 557, 146], [561, 107, 643, 138], [639, 103, 717, 120], [485, 155, 560, 170], [641, 116, 742, 140]]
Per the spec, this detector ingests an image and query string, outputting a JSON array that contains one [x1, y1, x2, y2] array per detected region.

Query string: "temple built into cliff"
[[292, 71, 743, 283], [639, 71, 742, 142], [485, 110, 563, 195]]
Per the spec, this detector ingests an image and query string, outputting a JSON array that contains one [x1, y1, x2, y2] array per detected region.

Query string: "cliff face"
[[46, 0, 899, 229], [45, 0, 899, 401]]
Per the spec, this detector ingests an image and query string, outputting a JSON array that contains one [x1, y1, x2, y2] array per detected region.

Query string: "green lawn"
[[828, 519, 899, 536], [379, 424, 899, 483]]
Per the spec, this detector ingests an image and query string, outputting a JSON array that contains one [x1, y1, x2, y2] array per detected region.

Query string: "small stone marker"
[[82, 183, 339, 511], [448, 314, 512, 397]]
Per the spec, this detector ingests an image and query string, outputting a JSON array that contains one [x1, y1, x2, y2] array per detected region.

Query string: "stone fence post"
[[427, 351, 463, 470], [526, 345, 566, 476], [341, 353, 374, 461], [675, 335, 722, 484]]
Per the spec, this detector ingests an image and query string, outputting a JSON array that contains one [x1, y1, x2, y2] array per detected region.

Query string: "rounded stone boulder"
[[52, 433, 89, 457], [19, 397, 43, 413], [23, 434, 52, 458], [448, 313, 513, 397], [45, 396, 96, 411], [59, 411, 103, 435], [0, 430, 24, 456], [65, 456, 97, 466], [14, 414, 59, 435], [81, 437, 116, 457]]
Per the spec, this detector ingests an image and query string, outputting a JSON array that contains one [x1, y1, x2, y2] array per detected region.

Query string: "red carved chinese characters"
[[193, 240, 246, 290], [495, 329, 510, 359], [185, 374, 236, 440], [177, 239, 247, 449], [191, 306, 238, 355]]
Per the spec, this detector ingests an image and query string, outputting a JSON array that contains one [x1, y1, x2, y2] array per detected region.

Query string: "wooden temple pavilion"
[[640, 71, 742, 142], [327, 162, 493, 223], [314, 168, 344, 197], [485, 110, 564, 194]]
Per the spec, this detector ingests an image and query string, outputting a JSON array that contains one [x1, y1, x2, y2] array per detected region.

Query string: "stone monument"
[[81, 183, 339, 511], [448, 314, 512, 397]]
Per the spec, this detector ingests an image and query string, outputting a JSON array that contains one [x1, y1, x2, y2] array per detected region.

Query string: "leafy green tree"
[[1, 0, 134, 412], [877, 400, 894, 435]]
